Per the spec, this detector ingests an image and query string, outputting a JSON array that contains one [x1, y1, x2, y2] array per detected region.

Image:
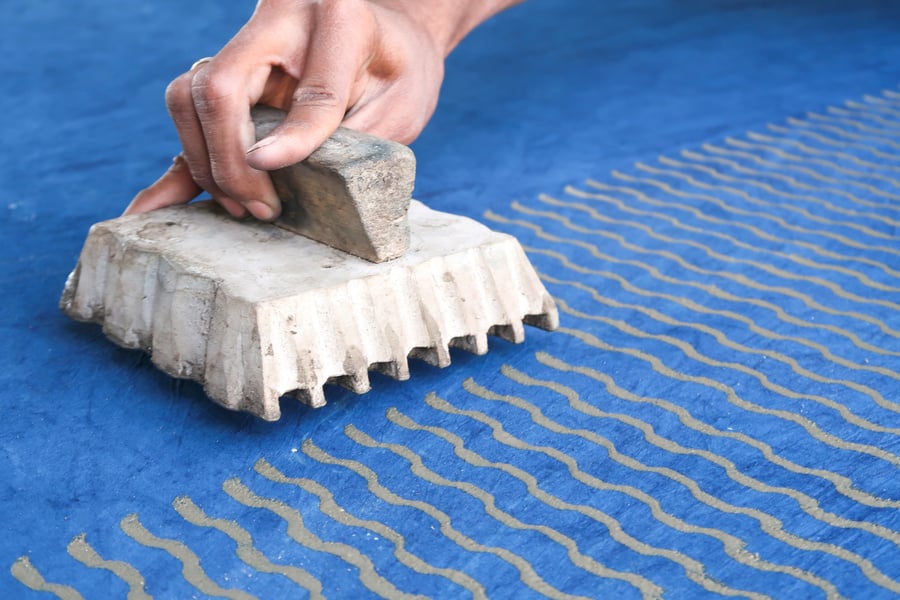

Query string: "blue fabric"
[[3, 1, 900, 598]]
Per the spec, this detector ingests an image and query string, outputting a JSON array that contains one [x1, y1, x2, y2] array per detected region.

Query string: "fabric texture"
[[3, 1, 900, 598]]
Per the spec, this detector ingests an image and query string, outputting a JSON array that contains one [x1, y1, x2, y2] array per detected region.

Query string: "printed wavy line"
[[828, 106, 900, 129], [498, 366, 900, 550], [749, 130, 900, 173], [457, 378, 855, 597], [345, 422, 669, 599], [252, 458, 487, 599], [766, 124, 900, 161], [561, 184, 900, 303], [553, 298, 900, 471], [10, 556, 85, 600], [585, 175, 900, 285], [119, 513, 256, 600], [671, 150, 900, 227], [172, 496, 325, 599], [534, 351, 900, 510], [807, 112, 900, 136], [222, 478, 423, 600], [510, 200, 900, 340], [66, 534, 151, 600], [863, 93, 900, 106], [538, 268, 900, 423], [654, 155, 900, 240], [485, 209, 900, 359], [522, 243, 900, 385], [846, 100, 900, 119], [300, 440, 592, 600], [422, 386, 839, 598], [788, 116, 900, 150], [629, 164, 900, 258], [539, 191, 900, 312], [425, 389, 897, 594], [708, 140, 900, 205]]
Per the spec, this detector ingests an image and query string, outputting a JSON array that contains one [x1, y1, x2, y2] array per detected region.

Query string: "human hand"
[[125, 0, 451, 219]]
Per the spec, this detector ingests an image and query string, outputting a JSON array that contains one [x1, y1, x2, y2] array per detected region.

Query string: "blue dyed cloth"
[[3, 1, 900, 598]]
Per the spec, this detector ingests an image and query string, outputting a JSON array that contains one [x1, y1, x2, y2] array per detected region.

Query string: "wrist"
[[373, 0, 522, 57]]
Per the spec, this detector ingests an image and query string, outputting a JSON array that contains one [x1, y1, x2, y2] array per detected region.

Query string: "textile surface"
[[3, 1, 900, 598]]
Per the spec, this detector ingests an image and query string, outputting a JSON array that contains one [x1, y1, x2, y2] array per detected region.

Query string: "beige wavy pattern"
[[554, 300, 900, 471], [807, 111, 900, 136], [539, 191, 900, 303], [486, 208, 900, 358], [830, 105, 900, 128], [120, 513, 257, 600], [522, 243, 900, 387], [66, 534, 150, 600], [539, 269, 900, 429], [172, 496, 325, 599], [534, 352, 898, 510], [846, 99, 900, 119], [696, 142, 900, 206], [766, 124, 900, 161], [426, 388, 900, 593], [750, 129, 900, 172], [222, 477, 424, 600], [408, 393, 837, 597], [496, 366, 900, 548], [788, 116, 900, 150], [300, 439, 593, 600], [650, 157, 900, 240], [666, 151, 900, 227], [253, 458, 487, 599], [10, 557, 85, 600], [347, 419, 671, 598], [513, 199, 900, 335]]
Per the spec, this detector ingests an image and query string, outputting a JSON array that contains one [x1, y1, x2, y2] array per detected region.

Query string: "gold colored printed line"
[[540, 191, 900, 307], [222, 478, 422, 600], [253, 459, 487, 600], [499, 366, 900, 549], [562, 185, 900, 298], [808, 112, 900, 136], [485, 210, 900, 358], [654, 156, 900, 239], [767, 123, 900, 161], [554, 299, 900, 469], [749, 130, 900, 173], [345, 423, 671, 599], [846, 100, 900, 120], [522, 243, 900, 384], [511, 200, 900, 339], [628, 165, 900, 256], [171, 496, 325, 599], [535, 351, 900, 510], [66, 534, 151, 600], [707, 140, 900, 206], [120, 514, 256, 600], [586, 175, 900, 281], [670, 151, 900, 227], [456, 379, 851, 597], [10, 556, 85, 600], [301, 440, 594, 600], [788, 116, 900, 150], [828, 106, 900, 129], [539, 269, 900, 423]]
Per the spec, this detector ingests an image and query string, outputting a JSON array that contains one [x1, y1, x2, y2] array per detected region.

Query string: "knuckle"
[[165, 73, 195, 112], [292, 84, 343, 110], [190, 68, 239, 114]]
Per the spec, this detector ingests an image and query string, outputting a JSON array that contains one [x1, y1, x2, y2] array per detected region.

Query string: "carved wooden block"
[[61, 201, 558, 420]]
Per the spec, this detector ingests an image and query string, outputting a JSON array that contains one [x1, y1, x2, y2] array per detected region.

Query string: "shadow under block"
[[60, 201, 558, 420]]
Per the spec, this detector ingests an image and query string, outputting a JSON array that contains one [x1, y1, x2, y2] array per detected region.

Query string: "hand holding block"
[[252, 105, 415, 263]]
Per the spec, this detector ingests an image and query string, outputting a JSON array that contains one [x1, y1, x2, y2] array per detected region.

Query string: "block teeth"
[[450, 334, 489, 355], [408, 345, 452, 368], [371, 360, 410, 381], [327, 369, 371, 394], [488, 321, 526, 344]]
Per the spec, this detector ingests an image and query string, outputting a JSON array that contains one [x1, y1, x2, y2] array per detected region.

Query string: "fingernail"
[[247, 135, 278, 154], [247, 200, 276, 221]]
